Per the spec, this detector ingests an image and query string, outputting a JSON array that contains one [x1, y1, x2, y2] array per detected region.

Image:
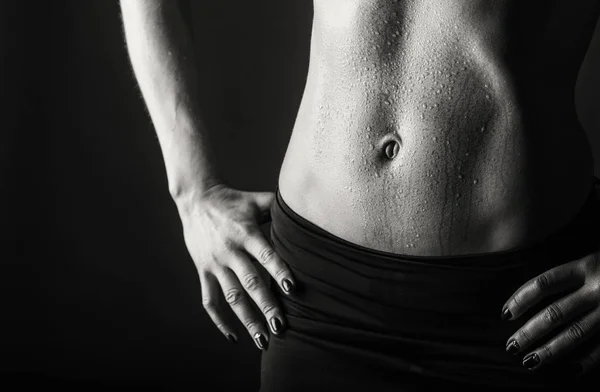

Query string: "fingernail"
[[501, 307, 512, 321], [226, 333, 237, 344], [269, 317, 283, 334], [523, 353, 540, 370], [254, 332, 268, 351], [505, 339, 520, 355], [282, 278, 295, 294]]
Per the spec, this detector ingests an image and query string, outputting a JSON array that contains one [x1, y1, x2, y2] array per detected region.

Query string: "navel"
[[384, 140, 400, 159]]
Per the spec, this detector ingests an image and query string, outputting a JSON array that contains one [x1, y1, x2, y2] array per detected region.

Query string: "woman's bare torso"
[[278, 0, 600, 257]]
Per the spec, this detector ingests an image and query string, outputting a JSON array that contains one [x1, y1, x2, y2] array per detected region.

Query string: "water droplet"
[[458, 174, 464, 179], [416, 233, 420, 238], [485, 94, 491, 99], [473, 179, 478, 185], [480, 125, 486, 132]]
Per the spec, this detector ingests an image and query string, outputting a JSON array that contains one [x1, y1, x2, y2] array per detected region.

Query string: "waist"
[[271, 179, 600, 317], [268, 181, 600, 387]]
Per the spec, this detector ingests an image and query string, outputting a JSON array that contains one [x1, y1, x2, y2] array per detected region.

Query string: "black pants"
[[259, 179, 600, 391]]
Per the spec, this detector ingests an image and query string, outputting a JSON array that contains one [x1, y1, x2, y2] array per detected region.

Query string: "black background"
[[1, 1, 599, 390]]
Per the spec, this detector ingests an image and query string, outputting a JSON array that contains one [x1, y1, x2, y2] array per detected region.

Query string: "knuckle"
[[202, 297, 216, 310], [243, 320, 260, 332], [221, 237, 237, 252], [243, 273, 262, 291], [519, 327, 533, 345], [541, 345, 555, 361], [589, 279, 600, 298], [260, 301, 278, 316], [257, 247, 276, 265], [511, 295, 521, 308], [544, 305, 563, 325], [567, 322, 586, 341], [209, 251, 226, 266], [224, 288, 244, 306], [274, 269, 288, 280], [237, 222, 254, 237], [535, 274, 551, 292]]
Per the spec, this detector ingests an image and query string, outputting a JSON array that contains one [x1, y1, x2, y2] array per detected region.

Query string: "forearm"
[[120, 0, 221, 204]]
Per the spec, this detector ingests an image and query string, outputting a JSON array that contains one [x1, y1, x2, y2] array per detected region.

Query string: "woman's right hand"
[[176, 183, 296, 351]]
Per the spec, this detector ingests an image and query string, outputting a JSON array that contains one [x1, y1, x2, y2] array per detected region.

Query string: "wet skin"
[[278, 0, 600, 256]]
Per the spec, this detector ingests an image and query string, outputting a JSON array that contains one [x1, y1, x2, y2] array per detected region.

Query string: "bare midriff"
[[278, 0, 599, 257]]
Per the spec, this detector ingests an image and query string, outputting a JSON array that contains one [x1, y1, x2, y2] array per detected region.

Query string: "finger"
[[579, 340, 600, 375], [502, 261, 584, 320], [520, 309, 600, 371], [244, 228, 296, 295], [227, 249, 287, 335], [200, 271, 238, 343], [216, 267, 271, 351], [506, 290, 596, 355], [252, 191, 275, 212], [250, 192, 275, 224]]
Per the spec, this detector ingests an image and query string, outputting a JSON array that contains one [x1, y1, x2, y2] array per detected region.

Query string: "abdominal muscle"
[[277, 0, 596, 257]]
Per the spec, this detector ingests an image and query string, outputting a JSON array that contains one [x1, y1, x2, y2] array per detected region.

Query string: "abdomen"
[[278, 0, 596, 257]]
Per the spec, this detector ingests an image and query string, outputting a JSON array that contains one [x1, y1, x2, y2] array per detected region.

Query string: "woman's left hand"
[[501, 252, 600, 375]]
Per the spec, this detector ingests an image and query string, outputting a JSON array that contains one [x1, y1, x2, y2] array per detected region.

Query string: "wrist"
[[170, 175, 225, 209]]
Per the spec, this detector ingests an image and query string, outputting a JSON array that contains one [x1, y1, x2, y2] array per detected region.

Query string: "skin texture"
[[123, 0, 600, 374], [279, 0, 600, 256], [277, 0, 600, 375]]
